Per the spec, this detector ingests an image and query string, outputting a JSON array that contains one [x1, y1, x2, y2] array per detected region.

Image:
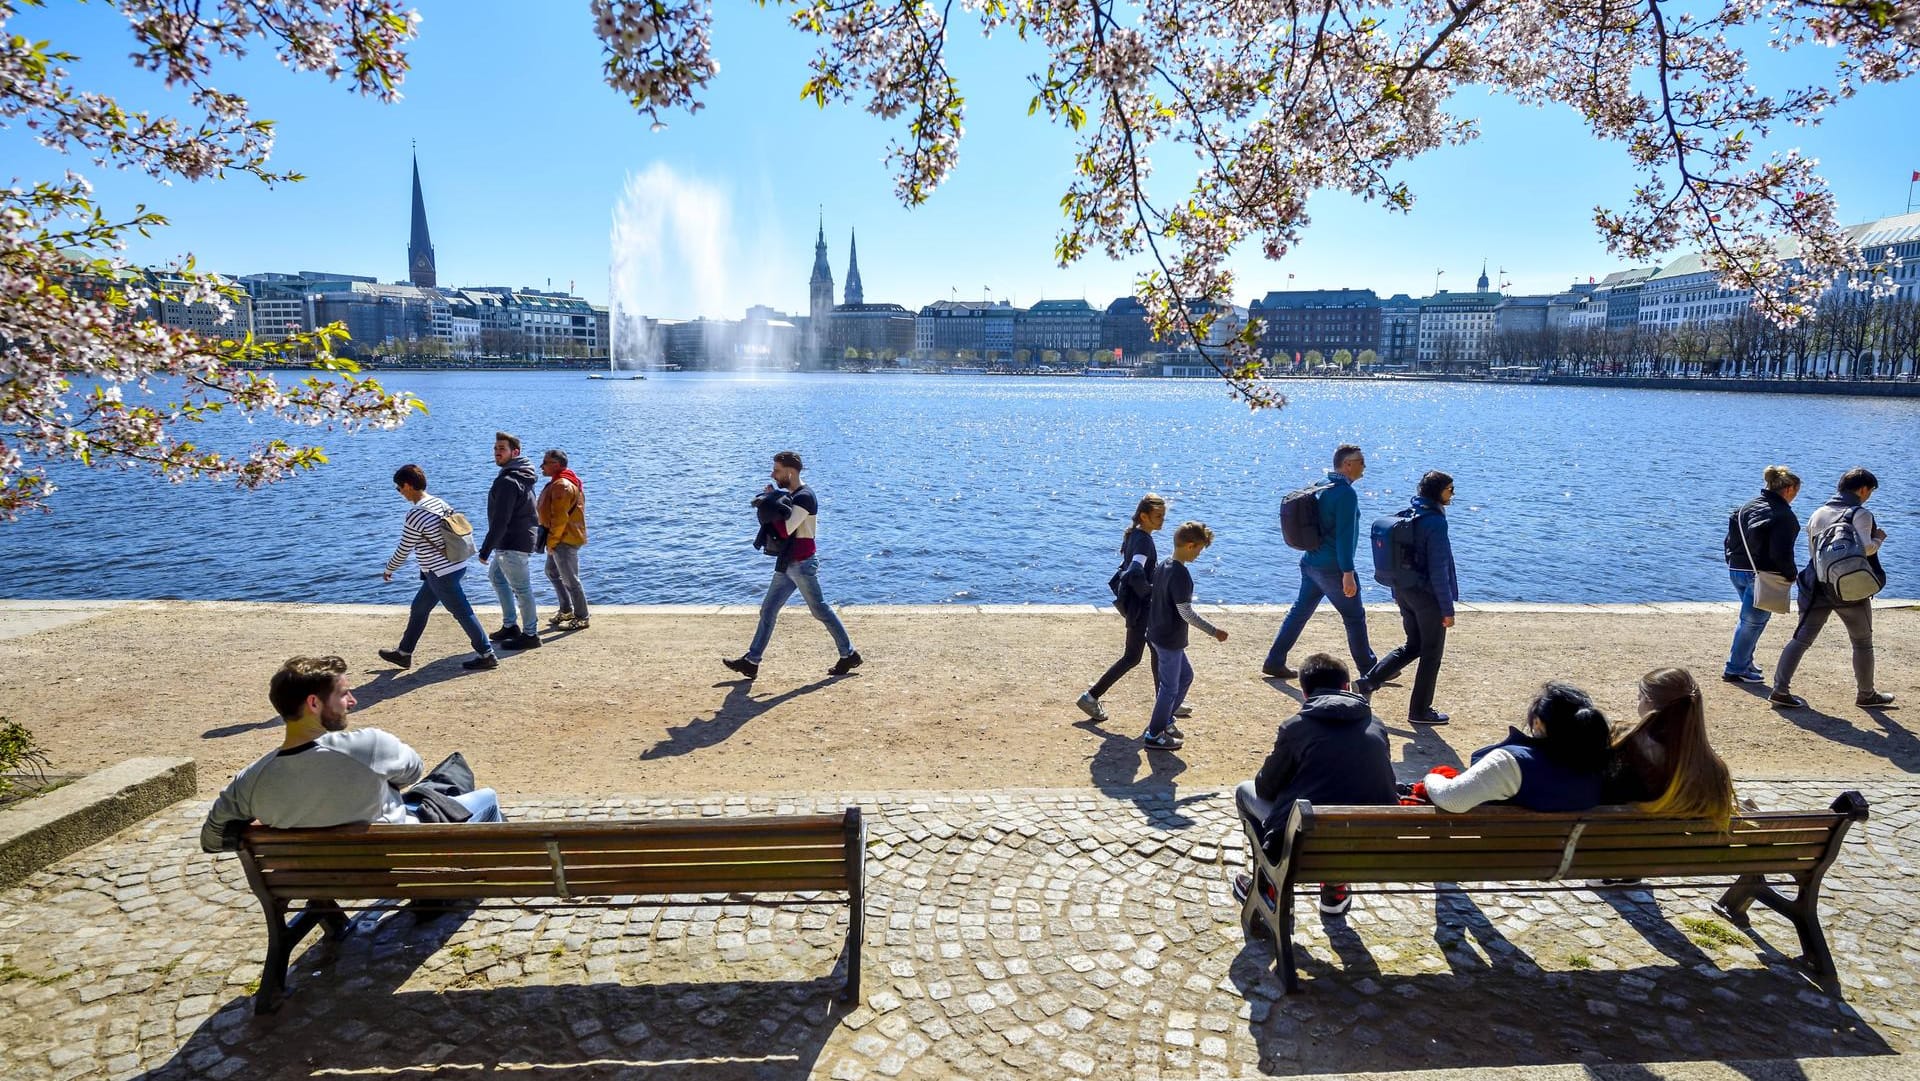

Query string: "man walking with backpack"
[[1355, 471, 1459, 725], [1263, 444, 1377, 680], [1770, 467, 1893, 709], [380, 463, 499, 672]]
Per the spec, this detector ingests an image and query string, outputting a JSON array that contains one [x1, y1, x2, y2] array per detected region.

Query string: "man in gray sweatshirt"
[[200, 656, 501, 853]]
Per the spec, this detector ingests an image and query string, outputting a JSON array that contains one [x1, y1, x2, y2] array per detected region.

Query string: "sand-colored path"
[[1, 600, 1913, 796]]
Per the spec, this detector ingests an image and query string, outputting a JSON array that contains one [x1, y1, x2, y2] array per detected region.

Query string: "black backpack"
[[1369, 508, 1426, 589], [1280, 482, 1333, 551]]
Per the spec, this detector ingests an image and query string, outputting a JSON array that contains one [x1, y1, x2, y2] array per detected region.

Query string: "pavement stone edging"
[[0, 756, 196, 889]]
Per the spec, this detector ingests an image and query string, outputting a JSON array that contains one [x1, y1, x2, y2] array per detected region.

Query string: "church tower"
[[1476, 261, 1490, 293], [844, 228, 864, 305], [808, 211, 835, 363], [407, 149, 437, 289]]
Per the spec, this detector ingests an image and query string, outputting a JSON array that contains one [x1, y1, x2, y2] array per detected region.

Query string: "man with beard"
[[199, 656, 502, 853]]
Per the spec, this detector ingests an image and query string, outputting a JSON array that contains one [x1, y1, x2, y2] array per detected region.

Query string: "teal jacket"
[[1302, 472, 1360, 573]]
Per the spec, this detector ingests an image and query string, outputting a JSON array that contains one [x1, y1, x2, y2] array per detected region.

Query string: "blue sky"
[[10, 2, 1920, 317]]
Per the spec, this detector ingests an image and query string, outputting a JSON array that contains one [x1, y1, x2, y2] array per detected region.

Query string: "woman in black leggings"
[[1079, 493, 1166, 722]]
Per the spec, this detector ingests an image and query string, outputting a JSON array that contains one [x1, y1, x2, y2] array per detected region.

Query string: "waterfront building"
[[914, 300, 1020, 361], [1599, 268, 1661, 330], [1101, 296, 1156, 361], [1014, 299, 1103, 360], [1546, 283, 1599, 329], [1417, 274, 1502, 368], [1379, 293, 1420, 367], [829, 303, 916, 362], [406, 150, 437, 290], [1247, 288, 1381, 362], [237, 273, 314, 341], [1494, 294, 1552, 335], [308, 281, 445, 356], [144, 270, 253, 338]]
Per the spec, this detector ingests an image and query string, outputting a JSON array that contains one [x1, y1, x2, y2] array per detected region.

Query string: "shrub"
[[0, 717, 51, 800]]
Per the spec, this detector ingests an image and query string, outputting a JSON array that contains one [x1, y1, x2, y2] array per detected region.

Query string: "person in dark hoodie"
[[1231, 653, 1396, 917], [479, 431, 542, 650], [1421, 682, 1611, 813], [1356, 470, 1459, 725], [1722, 465, 1801, 684]]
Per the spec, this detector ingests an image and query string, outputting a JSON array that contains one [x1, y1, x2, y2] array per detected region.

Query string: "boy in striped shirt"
[[379, 463, 499, 671]]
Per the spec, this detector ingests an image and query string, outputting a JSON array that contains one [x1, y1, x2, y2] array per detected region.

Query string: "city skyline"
[[9, 1, 1920, 319]]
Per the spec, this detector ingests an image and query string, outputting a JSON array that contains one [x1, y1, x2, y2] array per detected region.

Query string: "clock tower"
[[407, 149, 437, 289]]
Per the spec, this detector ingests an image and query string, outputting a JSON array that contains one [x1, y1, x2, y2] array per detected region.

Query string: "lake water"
[[1, 372, 1914, 606]]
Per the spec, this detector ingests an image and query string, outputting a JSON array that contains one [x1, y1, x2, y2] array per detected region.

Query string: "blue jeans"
[[1147, 643, 1193, 736], [406, 787, 505, 823], [487, 550, 538, 631], [1726, 569, 1770, 677], [747, 557, 854, 662], [1265, 562, 1377, 674], [398, 567, 493, 657]]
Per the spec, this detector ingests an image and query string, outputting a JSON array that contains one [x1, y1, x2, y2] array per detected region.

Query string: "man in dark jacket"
[[1722, 467, 1801, 683], [1355, 470, 1460, 725], [479, 431, 541, 650], [1232, 652, 1397, 916]]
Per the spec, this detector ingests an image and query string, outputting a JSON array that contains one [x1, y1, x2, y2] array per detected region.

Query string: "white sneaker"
[[1076, 692, 1108, 722], [1173, 704, 1193, 719]]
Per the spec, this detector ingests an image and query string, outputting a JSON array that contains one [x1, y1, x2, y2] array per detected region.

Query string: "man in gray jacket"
[[480, 431, 541, 650], [1770, 467, 1893, 710], [200, 656, 502, 853]]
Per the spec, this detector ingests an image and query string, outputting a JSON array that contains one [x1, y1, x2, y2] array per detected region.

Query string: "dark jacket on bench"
[[1254, 691, 1398, 854]]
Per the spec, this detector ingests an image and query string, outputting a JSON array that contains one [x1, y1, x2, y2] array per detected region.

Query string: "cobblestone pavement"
[[2, 780, 1916, 1080]]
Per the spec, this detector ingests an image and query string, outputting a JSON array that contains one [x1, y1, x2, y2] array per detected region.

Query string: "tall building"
[[914, 300, 1018, 360], [806, 213, 835, 366], [1100, 296, 1155, 360], [1246, 288, 1381, 361], [407, 150, 436, 289], [1379, 294, 1420, 367], [844, 228, 864, 305], [1014, 299, 1103, 358], [1417, 281, 1503, 368]]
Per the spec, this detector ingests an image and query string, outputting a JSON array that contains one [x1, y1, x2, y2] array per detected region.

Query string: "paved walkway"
[[2, 780, 1915, 1080]]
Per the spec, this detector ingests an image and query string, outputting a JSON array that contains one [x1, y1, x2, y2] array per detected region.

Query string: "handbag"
[[1736, 508, 1792, 614]]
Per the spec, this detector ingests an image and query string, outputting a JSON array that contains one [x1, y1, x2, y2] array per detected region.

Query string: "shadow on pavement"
[[129, 904, 845, 1081], [350, 656, 482, 711], [641, 677, 836, 760], [1774, 701, 1920, 773], [1074, 718, 1215, 830], [201, 714, 283, 740], [1225, 889, 1894, 1076]]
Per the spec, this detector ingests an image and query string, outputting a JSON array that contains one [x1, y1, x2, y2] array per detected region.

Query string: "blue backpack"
[[1370, 509, 1424, 589]]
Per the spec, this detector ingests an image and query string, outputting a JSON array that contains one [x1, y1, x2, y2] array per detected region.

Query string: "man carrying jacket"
[[480, 431, 541, 650], [1356, 470, 1460, 725], [1263, 444, 1377, 680]]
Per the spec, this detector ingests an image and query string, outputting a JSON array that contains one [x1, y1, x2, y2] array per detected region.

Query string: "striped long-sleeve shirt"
[[386, 493, 466, 577]]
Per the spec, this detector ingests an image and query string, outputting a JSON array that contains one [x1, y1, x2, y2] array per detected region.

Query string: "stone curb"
[[1305, 1057, 1900, 1079], [0, 757, 196, 889]]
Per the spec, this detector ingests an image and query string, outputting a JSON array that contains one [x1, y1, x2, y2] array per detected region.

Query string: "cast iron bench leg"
[[1715, 873, 1837, 983], [254, 899, 348, 1015]]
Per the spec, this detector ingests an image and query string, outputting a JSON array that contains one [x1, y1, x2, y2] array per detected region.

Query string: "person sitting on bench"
[[1232, 652, 1398, 916], [1421, 682, 1610, 813], [1603, 667, 1736, 826], [200, 655, 503, 853]]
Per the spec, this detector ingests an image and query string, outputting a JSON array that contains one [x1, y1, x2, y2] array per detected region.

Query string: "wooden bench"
[[236, 808, 866, 1014], [1234, 786, 1868, 992]]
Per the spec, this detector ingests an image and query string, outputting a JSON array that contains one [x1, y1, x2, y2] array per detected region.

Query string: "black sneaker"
[[461, 653, 499, 671], [1352, 677, 1375, 699], [378, 648, 413, 669], [488, 624, 520, 643], [1318, 883, 1353, 916], [1262, 663, 1298, 680], [504, 632, 542, 650], [1232, 872, 1278, 906], [828, 651, 864, 676], [1856, 691, 1896, 707], [1165, 723, 1186, 741], [723, 655, 760, 680], [1142, 728, 1184, 751], [1769, 691, 1807, 709], [1410, 709, 1450, 726], [1721, 670, 1764, 684]]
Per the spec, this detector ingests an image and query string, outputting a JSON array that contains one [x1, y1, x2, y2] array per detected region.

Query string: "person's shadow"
[[1074, 718, 1214, 829], [349, 657, 478, 712], [1773, 701, 1920, 772], [641, 677, 836, 759]]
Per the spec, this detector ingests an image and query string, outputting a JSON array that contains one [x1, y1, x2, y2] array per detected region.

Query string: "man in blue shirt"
[[1263, 444, 1377, 680]]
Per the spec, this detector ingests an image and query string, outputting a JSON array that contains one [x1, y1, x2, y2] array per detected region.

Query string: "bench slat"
[[254, 843, 850, 873], [246, 826, 845, 859], [245, 816, 847, 845], [263, 875, 854, 901], [260, 857, 849, 889]]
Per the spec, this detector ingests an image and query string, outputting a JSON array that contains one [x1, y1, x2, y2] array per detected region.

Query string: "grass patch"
[[448, 944, 473, 960], [0, 958, 71, 985], [243, 978, 260, 996], [1680, 916, 1745, 949], [548, 945, 567, 959], [1565, 953, 1593, 970], [152, 956, 182, 979]]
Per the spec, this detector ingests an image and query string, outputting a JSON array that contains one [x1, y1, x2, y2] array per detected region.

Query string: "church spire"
[[1476, 260, 1489, 292], [407, 147, 437, 289], [844, 227, 864, 305]]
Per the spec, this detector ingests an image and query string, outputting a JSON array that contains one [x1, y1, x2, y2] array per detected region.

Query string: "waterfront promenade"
[[2, 601, 1918, 1079]]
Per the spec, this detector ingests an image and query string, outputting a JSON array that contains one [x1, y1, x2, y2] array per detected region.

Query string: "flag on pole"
[[1912, 170, 1919, 181]]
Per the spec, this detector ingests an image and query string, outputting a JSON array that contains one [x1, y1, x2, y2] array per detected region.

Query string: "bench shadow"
[[128, 905, 846, 1081], [1074, 718, 1215, 830], [1225, 897, 1893, 1075], [641, 677, 836, 760], [1773, 701, 1920, 772], [350, 656, 480, 711]]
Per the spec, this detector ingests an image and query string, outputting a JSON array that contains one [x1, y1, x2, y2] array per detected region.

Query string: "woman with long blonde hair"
[[1604, 667, 1735, 826]]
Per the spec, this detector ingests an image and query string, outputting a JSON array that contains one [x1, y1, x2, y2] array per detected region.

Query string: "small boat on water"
[[587, 374, 648, 380]]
